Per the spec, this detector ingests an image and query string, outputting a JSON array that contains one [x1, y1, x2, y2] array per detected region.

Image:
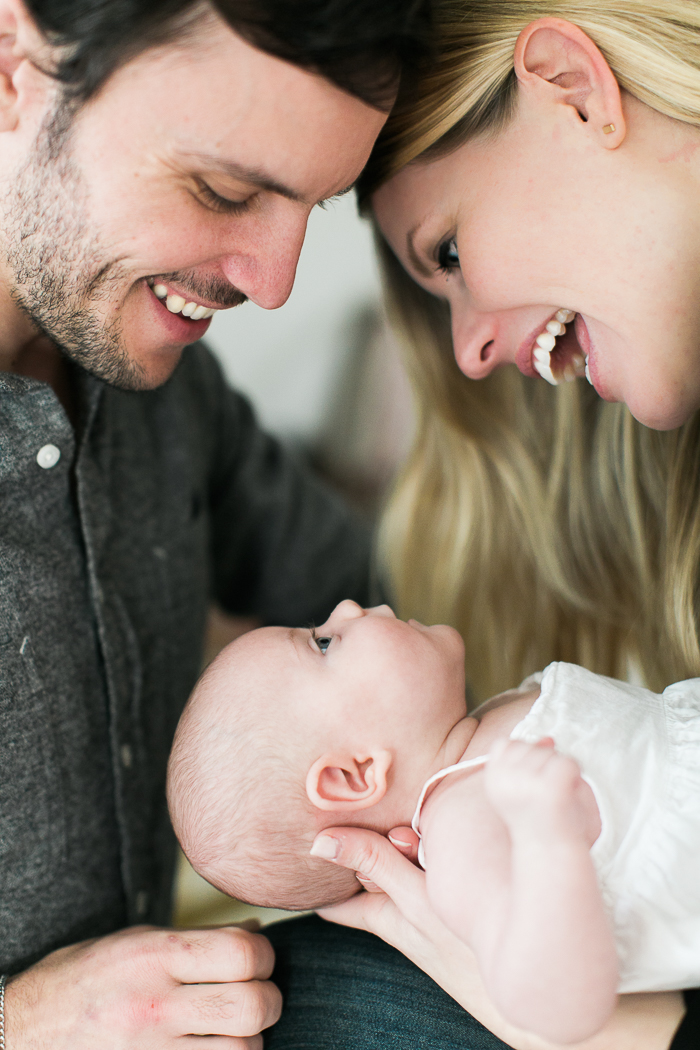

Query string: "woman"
[[272, 3, 700, 1048]]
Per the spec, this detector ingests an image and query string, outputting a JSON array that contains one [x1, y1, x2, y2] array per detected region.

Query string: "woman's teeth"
[[151, 282, 217, 320], [532, 308, 590, 386]]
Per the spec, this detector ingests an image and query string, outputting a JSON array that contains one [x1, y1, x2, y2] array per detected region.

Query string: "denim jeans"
[[264, 915, 513, 1049]]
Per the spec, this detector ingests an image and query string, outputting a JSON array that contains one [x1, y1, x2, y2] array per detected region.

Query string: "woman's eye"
[[315, 636, 332, 654], [437, 237, 460, 274]]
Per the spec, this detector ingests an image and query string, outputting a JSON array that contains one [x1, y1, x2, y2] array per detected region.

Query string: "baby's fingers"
[[488, 736, 557, 778]]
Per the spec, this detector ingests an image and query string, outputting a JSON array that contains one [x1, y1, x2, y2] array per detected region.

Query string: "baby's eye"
[[315, 636, 332, 654]]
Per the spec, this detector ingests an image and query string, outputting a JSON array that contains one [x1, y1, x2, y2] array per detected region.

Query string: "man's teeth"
[[151, 283, 216, 320], [532, 309, 585, 386], [585, 356, 592, 385]]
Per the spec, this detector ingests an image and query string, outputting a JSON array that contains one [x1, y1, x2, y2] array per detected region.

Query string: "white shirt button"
[[36, 444, 61, 469], [120, 744, 133, 769]]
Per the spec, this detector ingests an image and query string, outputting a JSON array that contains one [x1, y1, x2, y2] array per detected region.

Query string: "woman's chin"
[[626, 390, 698, 432]]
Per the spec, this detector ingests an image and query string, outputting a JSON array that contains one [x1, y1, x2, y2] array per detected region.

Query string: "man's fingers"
[[162, 928, 276, 984], [173, 979, 282, 1037], [310, 827, 427, 921]]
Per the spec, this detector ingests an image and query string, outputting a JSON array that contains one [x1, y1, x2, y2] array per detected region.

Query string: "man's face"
[[2, 8, 386, 388]]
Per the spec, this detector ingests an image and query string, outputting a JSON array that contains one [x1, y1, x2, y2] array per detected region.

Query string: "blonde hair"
[[365, 1, 700, 701]]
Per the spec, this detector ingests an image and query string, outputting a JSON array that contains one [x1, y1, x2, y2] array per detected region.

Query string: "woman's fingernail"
[[388, 834, 412, 850], [310, 835, 340, 861]]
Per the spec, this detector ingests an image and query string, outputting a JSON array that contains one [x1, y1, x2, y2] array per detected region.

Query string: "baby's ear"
[[306, 750, 392, 811]]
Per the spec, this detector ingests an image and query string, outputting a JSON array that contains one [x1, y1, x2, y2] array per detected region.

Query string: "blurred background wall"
[[174, 192, 414, 929], [206, 192, 413, 512]]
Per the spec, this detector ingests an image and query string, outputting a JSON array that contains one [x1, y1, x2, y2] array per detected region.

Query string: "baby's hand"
[[485, 737, 593, 845]]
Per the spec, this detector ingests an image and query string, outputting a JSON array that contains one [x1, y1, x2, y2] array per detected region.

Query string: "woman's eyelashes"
[[437, 236, 460, 275]]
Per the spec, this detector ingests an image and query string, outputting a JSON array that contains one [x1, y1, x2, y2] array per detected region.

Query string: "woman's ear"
[[514, 18, 625, 149], [306, 750, 392, 812]]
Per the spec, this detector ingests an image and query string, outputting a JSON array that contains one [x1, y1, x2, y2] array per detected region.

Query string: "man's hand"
[[5, 924, 282, 1049]]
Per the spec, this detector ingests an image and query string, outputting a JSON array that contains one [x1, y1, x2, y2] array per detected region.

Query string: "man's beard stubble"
[[3, 103, 147, 389], [2, 102, 247, 391]]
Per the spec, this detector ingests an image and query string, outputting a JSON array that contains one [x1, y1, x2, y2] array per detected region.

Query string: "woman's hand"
[[311, 827, 685, 1050]]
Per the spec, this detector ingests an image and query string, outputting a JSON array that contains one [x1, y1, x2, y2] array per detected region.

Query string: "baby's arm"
[[421, 739, 618, 1045]]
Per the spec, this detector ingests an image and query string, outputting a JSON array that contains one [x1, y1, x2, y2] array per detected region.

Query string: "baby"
[[167, 600, 700, 1045]]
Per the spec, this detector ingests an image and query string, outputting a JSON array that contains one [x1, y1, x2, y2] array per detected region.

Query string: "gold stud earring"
[[602, 123, 616, 135]]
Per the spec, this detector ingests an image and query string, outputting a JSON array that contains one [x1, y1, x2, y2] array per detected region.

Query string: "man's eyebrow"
[[186, 154, 356, 208], [407, 225, 433, 279], [185, 152, 305, 203]]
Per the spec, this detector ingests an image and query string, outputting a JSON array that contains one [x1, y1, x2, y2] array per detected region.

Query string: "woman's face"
[[373, 91, 700, 430]]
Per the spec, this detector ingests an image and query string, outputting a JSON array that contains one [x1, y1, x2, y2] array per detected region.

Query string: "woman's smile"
[[514, 308, 587, 385], [372, 87, 700, 432]]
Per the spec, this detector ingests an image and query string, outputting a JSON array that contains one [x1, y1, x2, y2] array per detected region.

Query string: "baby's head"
[[168, 600, 469, 910]]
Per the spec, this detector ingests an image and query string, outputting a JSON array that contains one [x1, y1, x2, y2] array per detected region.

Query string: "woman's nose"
[[450, 306, 513, 380]]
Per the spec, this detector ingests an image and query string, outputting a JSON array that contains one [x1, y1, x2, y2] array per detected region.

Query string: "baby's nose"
[[326, 599, 366, 625]]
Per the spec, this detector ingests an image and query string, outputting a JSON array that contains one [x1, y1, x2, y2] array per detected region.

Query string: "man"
[[0, 0, 430, 1044]]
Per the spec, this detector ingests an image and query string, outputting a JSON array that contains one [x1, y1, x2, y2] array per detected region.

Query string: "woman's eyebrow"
[[407, 226, 433, 278]]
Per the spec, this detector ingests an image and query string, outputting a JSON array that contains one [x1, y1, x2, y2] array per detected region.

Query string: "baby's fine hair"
[[167, 644, 360, 910]]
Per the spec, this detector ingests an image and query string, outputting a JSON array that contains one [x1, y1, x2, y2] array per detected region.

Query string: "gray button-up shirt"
[[0, 343, 372, 974]]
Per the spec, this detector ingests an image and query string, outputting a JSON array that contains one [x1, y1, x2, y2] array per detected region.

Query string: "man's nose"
[[219, 204, 310, 311], [451, 305, 514, 380]]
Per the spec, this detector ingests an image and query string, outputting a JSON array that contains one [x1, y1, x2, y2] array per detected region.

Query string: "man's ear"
[[0, 0, 47, 133], [306, 750, 392, 812], [514, 18, 625, 149]]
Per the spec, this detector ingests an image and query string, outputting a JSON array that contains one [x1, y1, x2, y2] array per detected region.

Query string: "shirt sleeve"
[[193, 344, 377, 626]]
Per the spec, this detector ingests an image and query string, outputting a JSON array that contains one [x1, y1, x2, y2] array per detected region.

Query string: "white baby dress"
[[413, 662, 700, 993]]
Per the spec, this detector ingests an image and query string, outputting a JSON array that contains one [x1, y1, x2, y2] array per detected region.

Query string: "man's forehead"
[[108, 17, 385, 201]]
